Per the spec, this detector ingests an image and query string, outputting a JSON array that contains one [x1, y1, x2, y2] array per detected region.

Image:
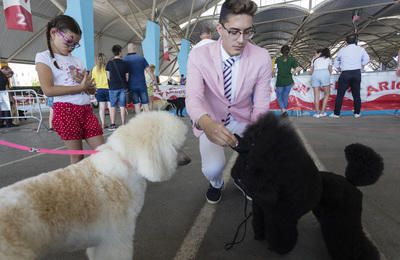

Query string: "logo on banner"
[[3, 0, 33, 32]]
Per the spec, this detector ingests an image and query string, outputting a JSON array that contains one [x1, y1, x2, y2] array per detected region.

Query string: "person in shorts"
[[123, 43, 157, 114], [106, 45, 129, 130], [92, 53, 111, 129], [35, 15, 104, 164], [310, 48, 332, 118]]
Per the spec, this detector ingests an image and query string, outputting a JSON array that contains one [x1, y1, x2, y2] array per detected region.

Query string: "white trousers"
[[199, 120, 247, 188]]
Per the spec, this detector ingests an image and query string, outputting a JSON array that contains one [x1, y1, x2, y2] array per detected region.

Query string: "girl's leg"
[[99, 102, 106, 128], [321, 86, 330, 114], [86, 135, 105, 150], [64, 139, 84, 164], [49, 107, 54, 129], [313, 88, 320, 113]]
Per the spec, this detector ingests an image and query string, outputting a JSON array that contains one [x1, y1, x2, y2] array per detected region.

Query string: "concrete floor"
[[0, 112, 399, 260]]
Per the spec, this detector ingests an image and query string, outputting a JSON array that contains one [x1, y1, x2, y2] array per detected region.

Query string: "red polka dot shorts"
[[52, 102, 103, 141]]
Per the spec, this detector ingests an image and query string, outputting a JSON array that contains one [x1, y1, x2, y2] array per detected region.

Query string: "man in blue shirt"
[[124, 43, 157, 113], [332, 34, 370, 118]]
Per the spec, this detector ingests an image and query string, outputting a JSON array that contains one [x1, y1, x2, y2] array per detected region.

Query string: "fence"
[[0, 89, 44, 132]]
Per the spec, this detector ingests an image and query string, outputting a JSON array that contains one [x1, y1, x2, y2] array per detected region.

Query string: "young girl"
[[310, 48, 332, 118], [92, 53, 111, 129], [35, 15, 104, 164]]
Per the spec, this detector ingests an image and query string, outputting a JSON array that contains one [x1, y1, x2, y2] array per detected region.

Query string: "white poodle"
[[0, 111, 187, 260]]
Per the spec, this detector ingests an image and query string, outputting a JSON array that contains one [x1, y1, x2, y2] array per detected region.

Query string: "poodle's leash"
[[224, 195, 253, 250], [0, 140, 97, 155]]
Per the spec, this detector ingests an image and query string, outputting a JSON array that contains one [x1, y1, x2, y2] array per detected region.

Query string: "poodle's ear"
[[232, 134, 250, 154], [109, 112, 187, 182]]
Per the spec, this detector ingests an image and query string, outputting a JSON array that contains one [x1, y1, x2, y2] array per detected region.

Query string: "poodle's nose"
[[177, 150, 191, 166]]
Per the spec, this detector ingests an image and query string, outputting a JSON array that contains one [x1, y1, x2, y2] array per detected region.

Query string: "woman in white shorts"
[[311, 48, 332, 118]]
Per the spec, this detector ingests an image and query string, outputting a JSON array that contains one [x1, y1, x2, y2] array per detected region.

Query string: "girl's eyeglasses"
[[57, 30, 81, 50], [221, 24, 256, 41]]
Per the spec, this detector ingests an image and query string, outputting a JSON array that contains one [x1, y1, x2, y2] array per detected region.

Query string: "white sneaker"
[[354, 114, 361, 118], [313, 113, 320, 118], [329, 113, 340, 118], [319, 112, 327, 117]]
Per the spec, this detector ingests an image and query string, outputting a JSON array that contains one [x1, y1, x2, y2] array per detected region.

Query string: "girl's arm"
[[36, 63, 95, 97]]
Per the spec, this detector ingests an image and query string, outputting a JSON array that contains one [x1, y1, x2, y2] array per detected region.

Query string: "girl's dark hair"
[[320, 48, 331, 58], [219, 0, 258, 24], [46, 15, 82, 69], [112, 45, 123, 56]]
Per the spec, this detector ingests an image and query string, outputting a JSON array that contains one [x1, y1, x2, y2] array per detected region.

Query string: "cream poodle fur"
[[0, 111, 187, 260]]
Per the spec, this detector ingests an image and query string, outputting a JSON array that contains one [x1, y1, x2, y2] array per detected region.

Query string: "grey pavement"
[[0, 112, 399, 260]]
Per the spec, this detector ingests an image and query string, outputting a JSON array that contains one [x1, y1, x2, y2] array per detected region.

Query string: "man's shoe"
[[354, 113, 361, 118], [319, 112, 327, 117], [280, 111, 288, 118], [329, 113, 340, 118], [233, 178, 252, 201], [108, 124, 117, 131], [206, 184, 223, 204], [313, 113, 320, 118]]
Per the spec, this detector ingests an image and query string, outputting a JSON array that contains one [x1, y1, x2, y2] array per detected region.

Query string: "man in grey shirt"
[[331, 34, 370, 118]]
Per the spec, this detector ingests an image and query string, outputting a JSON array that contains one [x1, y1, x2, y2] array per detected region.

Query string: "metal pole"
[[185, 0, 196, 39], [151, 0, 157, 21], [106, 0, 143, 40]]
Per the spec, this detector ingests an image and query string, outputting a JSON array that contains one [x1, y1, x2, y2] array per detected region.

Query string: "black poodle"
[[231, 112, 383, 259]]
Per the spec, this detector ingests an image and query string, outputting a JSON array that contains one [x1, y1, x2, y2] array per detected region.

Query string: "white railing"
[[0, 89, 44, 132]]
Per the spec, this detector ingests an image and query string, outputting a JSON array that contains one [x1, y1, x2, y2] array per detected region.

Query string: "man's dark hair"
[[219, 0, 258, 24], [320, 48, 331, 58], [200, 26, 211, 35], [346, 34, 358, 45], [112, 45, 122, 56], [281, 45, 290, 55]]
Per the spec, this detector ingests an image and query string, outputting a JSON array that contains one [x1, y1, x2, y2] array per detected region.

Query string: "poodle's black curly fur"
[[231, 112, 384, 259]]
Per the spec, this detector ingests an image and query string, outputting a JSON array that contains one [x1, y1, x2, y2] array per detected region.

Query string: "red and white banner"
[[153, 84, 185, 100], [270, 71, 400, 111], [150, 72, 400, 111], [3, 0, 33, 32]]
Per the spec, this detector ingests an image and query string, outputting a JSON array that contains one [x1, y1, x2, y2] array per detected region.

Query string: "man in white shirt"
[[192, 26, 215, 49], [332, 34, 369, 118]]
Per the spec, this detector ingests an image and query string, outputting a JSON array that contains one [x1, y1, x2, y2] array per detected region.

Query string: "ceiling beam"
[[105, 0, 143, 40]]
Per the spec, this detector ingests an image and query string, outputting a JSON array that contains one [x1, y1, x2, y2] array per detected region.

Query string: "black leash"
[[224, 194, 253, 250]]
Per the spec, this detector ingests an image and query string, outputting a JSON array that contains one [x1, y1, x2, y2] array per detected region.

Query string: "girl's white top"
[[35, 50, 90, 105]]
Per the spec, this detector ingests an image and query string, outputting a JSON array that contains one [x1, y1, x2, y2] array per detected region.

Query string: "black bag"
[[111, 60, 128, 88]]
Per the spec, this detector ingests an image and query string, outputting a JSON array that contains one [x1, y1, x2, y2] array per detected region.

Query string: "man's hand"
[[198, 115, 238, 147]]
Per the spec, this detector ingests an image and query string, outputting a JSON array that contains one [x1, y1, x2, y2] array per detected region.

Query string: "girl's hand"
[[71, 68, 85, 83], [80, 71, 96, 94]]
